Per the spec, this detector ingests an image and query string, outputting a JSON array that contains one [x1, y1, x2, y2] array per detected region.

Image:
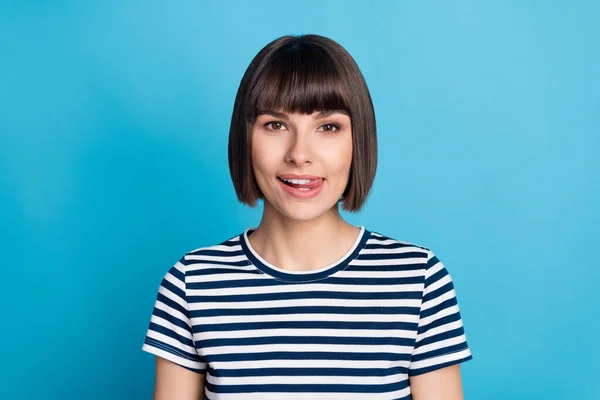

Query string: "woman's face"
[[251, 109, 353, 221]]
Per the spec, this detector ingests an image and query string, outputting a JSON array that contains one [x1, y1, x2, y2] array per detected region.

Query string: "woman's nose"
[[284, 130, 312, 166]]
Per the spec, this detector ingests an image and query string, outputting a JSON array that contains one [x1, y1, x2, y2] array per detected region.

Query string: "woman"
[[142, 34, 472, 400]]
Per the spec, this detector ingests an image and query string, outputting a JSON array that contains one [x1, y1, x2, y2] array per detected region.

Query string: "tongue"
[[288, 182, 308, 188], [282, 178, 323, 189]]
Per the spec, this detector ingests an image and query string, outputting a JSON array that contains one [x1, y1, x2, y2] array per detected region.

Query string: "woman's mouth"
[[277, 177, 325, 198]]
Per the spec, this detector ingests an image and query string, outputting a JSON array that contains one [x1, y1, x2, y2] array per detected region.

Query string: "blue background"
[[1, 1, 598, 399]]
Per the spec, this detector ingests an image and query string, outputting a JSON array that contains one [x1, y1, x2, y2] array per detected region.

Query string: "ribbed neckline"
[[239, 226, 370, 283]]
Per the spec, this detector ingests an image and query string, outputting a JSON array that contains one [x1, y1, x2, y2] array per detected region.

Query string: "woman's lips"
[[277, 177, 325, 199], [278, 177, 324, 189], [277, 174, 323, 180]]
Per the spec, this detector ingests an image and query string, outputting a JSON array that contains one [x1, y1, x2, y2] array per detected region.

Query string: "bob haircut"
[[228, 34, 377, 212]]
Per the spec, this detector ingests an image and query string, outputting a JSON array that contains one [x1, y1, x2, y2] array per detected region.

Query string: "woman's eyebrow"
[[257, 109, 349, 119], [315, 110, 349, 119], [257, 110, 288, 119]]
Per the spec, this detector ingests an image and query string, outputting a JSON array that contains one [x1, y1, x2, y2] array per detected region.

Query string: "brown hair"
[[228, 34, 377, 212]]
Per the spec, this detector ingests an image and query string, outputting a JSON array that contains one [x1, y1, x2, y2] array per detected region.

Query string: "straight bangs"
[[247, 45, 351, 122]]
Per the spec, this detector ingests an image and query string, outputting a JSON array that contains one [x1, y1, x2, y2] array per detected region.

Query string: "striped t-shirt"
[[142, 226, 472, 399]]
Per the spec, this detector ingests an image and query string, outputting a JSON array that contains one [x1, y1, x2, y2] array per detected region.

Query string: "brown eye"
[[319, 123, 341, 133], [265, 121, 286, 131]]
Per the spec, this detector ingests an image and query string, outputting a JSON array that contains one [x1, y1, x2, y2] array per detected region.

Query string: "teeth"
[[281, 178, 313, 184]]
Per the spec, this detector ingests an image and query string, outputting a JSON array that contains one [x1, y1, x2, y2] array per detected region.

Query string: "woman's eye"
[[265, 121, 286, 131], [319, 123, 341, 132]]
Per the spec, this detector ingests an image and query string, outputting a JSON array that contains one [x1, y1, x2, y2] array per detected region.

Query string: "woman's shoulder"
[[177, 231, 245, 266], [365, 228, 454, 276], [366, 227, 432, 254]]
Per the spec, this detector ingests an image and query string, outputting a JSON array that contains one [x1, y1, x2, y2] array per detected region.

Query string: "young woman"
[[142, 34, 472, 400]]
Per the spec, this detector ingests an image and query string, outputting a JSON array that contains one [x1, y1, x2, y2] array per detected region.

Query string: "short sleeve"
[[409, 250, 473, 376], [141, 256, 207, 373]]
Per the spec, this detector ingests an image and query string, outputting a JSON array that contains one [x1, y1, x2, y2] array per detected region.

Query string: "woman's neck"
[[247, 205, 361, 272]]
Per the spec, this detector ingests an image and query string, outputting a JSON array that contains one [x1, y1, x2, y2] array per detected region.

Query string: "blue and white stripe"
[[142, 227, 472, 399]]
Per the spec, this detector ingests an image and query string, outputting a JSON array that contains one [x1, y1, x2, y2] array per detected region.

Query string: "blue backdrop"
[[1, 1, 598, 399]]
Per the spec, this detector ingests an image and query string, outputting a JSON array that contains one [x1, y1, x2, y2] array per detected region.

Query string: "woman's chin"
[[267, 199, 339, 222]]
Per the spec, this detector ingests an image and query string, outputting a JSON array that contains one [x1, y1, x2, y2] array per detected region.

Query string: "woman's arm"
[[153, 356, 206, 400], [409, 364, 464, 400]]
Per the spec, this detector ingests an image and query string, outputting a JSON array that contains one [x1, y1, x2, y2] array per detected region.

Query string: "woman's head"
[[228, 34, 377, 219]]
